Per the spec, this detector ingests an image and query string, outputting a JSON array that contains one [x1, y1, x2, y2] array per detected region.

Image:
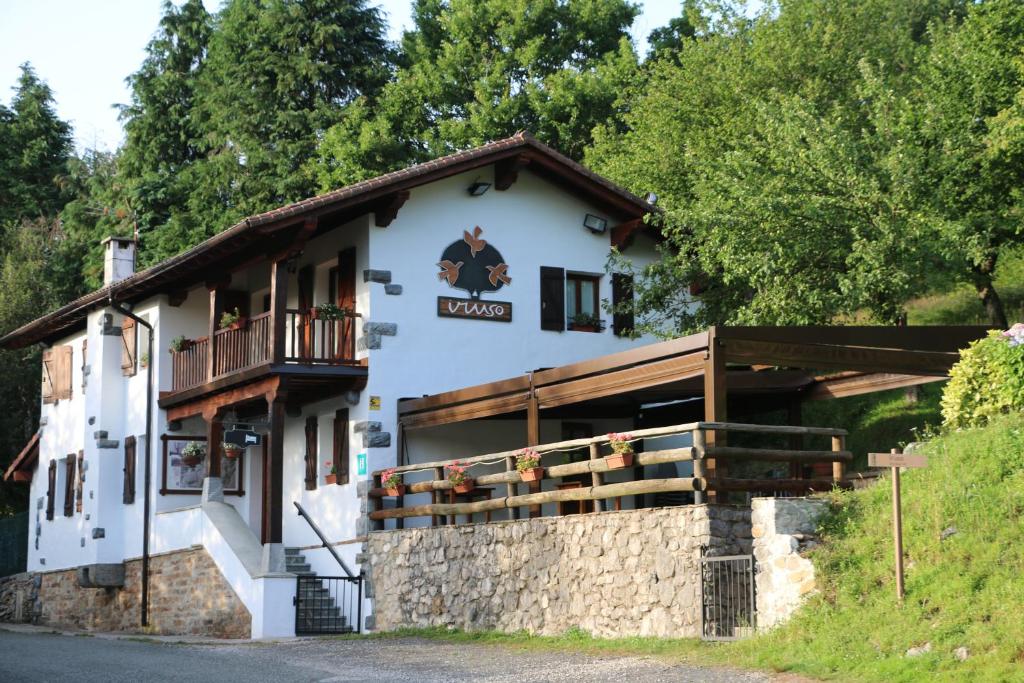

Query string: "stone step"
[[286, 562, 312, 573], [297, 606, 343, 619], [296, 618, 351, 632], [284, 547, 302, 556], [297, 624, 355, 635]]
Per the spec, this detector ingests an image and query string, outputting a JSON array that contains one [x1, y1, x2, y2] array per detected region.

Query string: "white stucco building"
[[1, 133, 663, 637]]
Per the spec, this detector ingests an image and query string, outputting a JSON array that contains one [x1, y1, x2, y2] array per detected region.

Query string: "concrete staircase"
[[287, 548, 355, 634]]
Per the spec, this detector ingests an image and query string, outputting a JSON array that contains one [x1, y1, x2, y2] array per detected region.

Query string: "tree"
[[312, 0, 641, 189]]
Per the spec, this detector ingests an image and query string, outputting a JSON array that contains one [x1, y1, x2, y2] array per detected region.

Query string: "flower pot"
[[228, 317, 247, 331], [309, 309, 320, 320], [181, 455, 202, 468], [325, 473, 338, 485], [519, 466, 544, 482], [384, 485, 406, 497], [453, 478, 475, 494], [604, 452, 634, 469], [223, 446, 242, 460], [573, 324, 598, 333]]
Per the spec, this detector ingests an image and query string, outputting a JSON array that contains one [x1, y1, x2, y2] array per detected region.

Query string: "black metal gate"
[[700, 551, 756, 641], [295, 575, 363, 635]]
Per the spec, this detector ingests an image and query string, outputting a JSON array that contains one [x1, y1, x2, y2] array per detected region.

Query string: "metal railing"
[[293, 501, 355, 578], [700, 551, 756, 641], [295, 575, 363, 635]]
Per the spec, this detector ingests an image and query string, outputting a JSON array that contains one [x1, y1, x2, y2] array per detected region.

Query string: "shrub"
[[941, 324, 1024, 429]]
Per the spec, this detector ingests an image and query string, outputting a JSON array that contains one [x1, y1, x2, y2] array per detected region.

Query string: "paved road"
[[0, 629, 774, 683]]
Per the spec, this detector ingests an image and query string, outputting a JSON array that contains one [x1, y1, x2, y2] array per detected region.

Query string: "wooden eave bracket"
[[495, 154, 531, 191], [373, 191, 411, 228], [268, 217, 319, 262], [166, 290, 188, 307], [611, 218, 645, 251]]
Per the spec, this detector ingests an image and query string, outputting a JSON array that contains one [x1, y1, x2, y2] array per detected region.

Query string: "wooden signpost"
[[868, 448, 928, 603]]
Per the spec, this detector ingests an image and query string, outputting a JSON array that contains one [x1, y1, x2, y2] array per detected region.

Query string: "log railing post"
[[589, 443, 603, 513], [692, 428, 706, 504], [831, 434, 846, 484], [505, 456, 519, 520], [432, 466, 443, 527]]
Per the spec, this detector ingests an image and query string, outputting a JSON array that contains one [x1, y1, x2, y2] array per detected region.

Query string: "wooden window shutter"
[[46, 461, 56, 520], [336, 248, 357, 359], [54, 345, 73, 401], [41, 349, 55, 404], [75, 451, 84, 513], [333, 408, 349, 486], [121, 317, 137, 376], [611, 273, 635, 337], [123, 436, 136, 504], [540, 266, 565, 331], [81, 339, 88, 390], [63, 453, 76, 517], [304, 417, 318, 491]]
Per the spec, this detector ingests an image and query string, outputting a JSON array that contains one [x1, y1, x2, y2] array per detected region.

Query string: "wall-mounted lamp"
[[467, 181, 491, 196], [583, 213, 608, 234]]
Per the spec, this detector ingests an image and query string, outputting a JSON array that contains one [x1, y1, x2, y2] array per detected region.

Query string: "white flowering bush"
[[941, 324, 1024, 429]]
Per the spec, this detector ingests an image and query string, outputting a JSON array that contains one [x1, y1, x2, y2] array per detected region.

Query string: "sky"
[[0, 0, 683, 153]]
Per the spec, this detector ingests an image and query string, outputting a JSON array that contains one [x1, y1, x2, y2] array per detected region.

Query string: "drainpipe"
[[108, 295, 154, 628]]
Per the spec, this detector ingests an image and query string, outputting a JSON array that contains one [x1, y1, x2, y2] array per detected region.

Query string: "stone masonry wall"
[[751, 497, 829, 629], [0, 572, 37, 623], [367, 505, 751, 638], [6, 547, 251, 638]]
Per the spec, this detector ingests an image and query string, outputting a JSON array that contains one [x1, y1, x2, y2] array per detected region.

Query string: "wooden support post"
[[264, 396, 285, 544], [505, 456, 519, 520], [432, 466, 443, 527], [268, 258, 288, 364], [204, 408, 223, 479], [692, 429, 706, 505], [589, 443, 603, 513], [704, 328, 727, 502], [832, 435, 846, 483], [891, 447, 904, 603], [789, 399, 804, 480], [526, 395, 541, 518]]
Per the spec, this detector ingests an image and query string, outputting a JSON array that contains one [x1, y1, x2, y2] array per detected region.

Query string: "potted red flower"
[[222, 442, 243, 460], [325, 460, 338, 485], [219, 307, 247, 331], [381, 468, 405, 496], [515, 448, 544, 482], [446, 461, 474, 494], [605, 432, 635, 469], [180, 441, 205, 468]]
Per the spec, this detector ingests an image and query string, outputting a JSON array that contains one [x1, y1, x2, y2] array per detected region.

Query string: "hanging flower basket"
[[604, 452, 634, 469], [605, 433, 635, 469], [453, 479, 475, 494], [181, 441, 205, 468], [381, 468, 405, 496], [519, 467, 544, 482], [515, 448, 544, 481], [446, 461, 474, 493], [222, 443, 243, 459]]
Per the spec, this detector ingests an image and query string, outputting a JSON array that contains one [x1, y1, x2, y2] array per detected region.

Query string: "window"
[[333, 409, 350, 486], [121, 317, 137, 377], [123, 436, 136, 504], [42, 345, 73, 404], [45, 461, 56, 521], [304, 417, 318, 491], [63, 453, 76, 517], [565, 273, 601, 332]]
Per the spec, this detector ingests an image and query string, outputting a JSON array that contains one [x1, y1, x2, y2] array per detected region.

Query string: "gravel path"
[[0, 628, 775, 683]]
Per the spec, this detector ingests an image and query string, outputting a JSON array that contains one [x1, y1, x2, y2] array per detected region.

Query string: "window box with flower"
[[325, 460, 338, 485], [381, 468, 405, 496], [446, 461, 474, 493], [605, 432, 634, 469], [515, 448, 544, 482]]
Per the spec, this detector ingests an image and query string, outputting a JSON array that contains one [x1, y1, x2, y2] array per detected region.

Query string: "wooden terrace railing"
[[368, 422, 851, 526], [169, 309, 360, 393]]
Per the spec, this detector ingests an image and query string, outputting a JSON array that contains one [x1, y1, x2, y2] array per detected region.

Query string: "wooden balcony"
[[166, 309, 364, 401]]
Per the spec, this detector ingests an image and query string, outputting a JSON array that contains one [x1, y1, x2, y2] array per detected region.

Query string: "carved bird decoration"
[[463, 226, 487, 258], [437, 260, 464, 286], [486, 263, 511, 287]]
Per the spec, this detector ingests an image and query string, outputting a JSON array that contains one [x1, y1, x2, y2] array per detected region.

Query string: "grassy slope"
[[907, 248, 1024, 326], [375, 417, 1024, 682]]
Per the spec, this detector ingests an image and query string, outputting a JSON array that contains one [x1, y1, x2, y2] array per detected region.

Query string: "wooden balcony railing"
[[169, 309, 360, 394], [368, 422, 852, 527]]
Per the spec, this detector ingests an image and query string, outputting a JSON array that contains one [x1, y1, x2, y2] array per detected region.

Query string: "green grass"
[[369, 417, 1024, 682], [907, 248, 1024, 326]]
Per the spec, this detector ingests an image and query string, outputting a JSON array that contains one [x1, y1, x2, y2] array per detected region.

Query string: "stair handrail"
[[293, 501, 355, 578]]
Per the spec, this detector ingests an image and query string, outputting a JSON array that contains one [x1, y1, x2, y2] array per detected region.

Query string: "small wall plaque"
[[369, 396, 381, 411], [437, 296, 512, 322], [357, 452, 367, 476]]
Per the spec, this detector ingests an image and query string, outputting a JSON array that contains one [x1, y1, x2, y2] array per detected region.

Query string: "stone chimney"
[[102, 236, 136, 286]]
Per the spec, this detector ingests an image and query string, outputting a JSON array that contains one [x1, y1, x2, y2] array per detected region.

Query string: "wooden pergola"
[[397, 325, 988, 491]]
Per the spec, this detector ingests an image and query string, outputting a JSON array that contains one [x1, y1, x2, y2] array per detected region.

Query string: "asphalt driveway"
[[0, 627, 776, 683]]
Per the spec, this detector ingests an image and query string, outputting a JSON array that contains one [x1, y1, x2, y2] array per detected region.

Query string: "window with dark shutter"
[[333, 408, 349, 486], [304, 417, 318, 490], [63, 453, 76, 517], [76, 451, 84, 513], [540, 266, 565, 331], [123, 436, 136, 504], [46, 461, 56, 520], [121, 317, 137, 376], [611, 273, 635, 337]]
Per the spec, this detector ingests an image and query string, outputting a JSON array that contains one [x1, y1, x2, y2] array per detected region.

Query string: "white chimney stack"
[[102, 236, 136, 286]]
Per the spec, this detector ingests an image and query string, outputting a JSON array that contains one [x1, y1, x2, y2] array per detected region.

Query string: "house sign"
[[437, 226, 512, 322]]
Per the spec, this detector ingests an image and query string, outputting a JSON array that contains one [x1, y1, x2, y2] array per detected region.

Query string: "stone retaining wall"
[[0, 547, 250, 638], [367, 505, 751, 638]]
